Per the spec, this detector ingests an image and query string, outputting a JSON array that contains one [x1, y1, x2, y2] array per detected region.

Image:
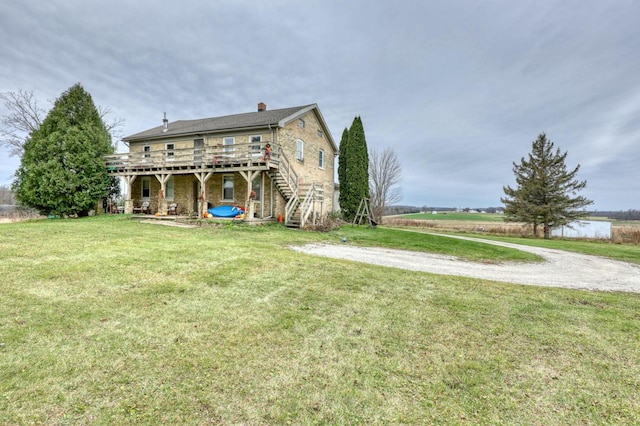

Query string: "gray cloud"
[[1, 0, 638, 209]]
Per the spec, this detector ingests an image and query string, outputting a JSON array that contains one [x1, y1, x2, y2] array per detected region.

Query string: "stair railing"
[[298, 183, 324, 228], [276, 149, 298, 196], [298, 184, 315, 228], [284, 192, 299, 225]]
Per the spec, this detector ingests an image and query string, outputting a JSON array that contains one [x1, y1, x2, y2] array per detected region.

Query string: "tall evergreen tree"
[[338, 116, 370, 221], [337, 127, 349, 216], [348, 116, 370, 210], [13, 83, 114, 216], [501, 133, 593, 238]]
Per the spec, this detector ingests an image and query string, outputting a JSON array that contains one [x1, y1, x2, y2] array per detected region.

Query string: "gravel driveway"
[[291, 235, 640, 293]]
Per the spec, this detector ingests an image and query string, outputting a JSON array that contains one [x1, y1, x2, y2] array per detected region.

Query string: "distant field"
[[402, 212, 505, 222], [611, 219, 640, 227], [400, 212, 640, 227], [386, 212, 640, 243]]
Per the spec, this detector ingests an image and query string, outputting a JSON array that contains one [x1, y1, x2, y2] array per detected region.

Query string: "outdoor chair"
[[168, 203, 178, 215], [133, 201, 150, 214]]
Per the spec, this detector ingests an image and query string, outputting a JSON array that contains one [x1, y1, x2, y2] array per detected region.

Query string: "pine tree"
[[13, 83, 114, 216], [501, 133, 593, 238], [338, 116, 370, 221]]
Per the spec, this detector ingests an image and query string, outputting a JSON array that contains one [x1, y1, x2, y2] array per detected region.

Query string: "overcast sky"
[[1, 0, 638, 210]]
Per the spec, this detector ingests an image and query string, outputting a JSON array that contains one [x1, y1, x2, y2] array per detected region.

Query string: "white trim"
[[277, 104, 316, 127], [318, 148, 325, 169], [249, 135, 262, 157], [277, 104, 337, 153], [141, 177, 151, 200], [222, 174, 234, 201], [296, 139, 304, 162], [165, 176, 175, 200], [223, 137, 234, 154], [165, 142, 175, 159]]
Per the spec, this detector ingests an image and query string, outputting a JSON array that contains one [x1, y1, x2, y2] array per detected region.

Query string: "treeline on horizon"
[[386, 204, 640, 220], [590, 210, 640, 220]]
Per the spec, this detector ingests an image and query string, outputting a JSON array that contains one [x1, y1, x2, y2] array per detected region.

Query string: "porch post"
[[239, 170, 260, 221], [123, 175, 137, 214], [155, 174, 171, 215], [194, 171, 213, 218]]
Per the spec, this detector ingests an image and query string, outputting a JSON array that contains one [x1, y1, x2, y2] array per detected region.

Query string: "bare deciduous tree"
[[0, 184, 16, 205], [0, 90, 45, 157], [0, 90, 124, 157], [369, 147, 403, 222], [98, 104, 126, 142]]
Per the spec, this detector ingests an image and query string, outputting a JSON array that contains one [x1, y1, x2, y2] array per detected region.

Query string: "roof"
[[123, 104, 336, 152]]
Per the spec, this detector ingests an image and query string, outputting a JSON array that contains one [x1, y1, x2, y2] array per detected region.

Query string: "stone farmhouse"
[[105, 103, 337, 227]]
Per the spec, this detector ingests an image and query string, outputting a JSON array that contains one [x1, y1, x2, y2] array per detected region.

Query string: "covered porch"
[[106, 142, 297, 219]]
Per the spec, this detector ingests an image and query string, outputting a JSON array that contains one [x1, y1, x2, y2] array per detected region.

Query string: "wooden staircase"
[[269, 152, 324, 228]]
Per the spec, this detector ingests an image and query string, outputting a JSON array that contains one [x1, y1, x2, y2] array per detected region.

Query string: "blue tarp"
[[207, 205, 244, 218]]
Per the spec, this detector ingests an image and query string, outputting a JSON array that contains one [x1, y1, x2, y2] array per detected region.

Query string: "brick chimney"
[[162, 112, 168, 132], [258, 102, 267, 112]]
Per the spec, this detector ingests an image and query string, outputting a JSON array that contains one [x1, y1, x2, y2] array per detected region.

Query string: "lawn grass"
[[1, 216, 639, 424]]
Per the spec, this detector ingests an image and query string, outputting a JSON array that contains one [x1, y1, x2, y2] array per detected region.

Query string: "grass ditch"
[[0, 215, 639, 424]]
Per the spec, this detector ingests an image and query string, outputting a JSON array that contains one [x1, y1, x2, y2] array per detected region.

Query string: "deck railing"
[[105, 142, 279, 172]]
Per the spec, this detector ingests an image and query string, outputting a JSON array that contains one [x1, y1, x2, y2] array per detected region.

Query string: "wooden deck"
[[105, 143, 279, 176], [105, 142, 312, 226]]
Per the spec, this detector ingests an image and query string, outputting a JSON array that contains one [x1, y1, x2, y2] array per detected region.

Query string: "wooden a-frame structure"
[[352, 197, 377, 227]]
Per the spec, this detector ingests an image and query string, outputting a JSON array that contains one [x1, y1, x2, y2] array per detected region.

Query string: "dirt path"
[[291, 235, 640, 293]]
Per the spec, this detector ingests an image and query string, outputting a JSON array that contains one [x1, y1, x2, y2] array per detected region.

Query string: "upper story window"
[[296, 139, 304, 162], [298, 119, 305, 129], [194, 138, 204, 163], [317, 129, 323, 138], [223, 137, 234, 154], [165, 143, 175, 157], [250, 135, 262, 155], [318, 149, 325, 169]]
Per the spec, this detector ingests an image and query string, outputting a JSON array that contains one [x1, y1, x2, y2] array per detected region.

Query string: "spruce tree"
[[501, 133, 593, 238], [13, 83, 113, 216], [338, 116, 370, 221]]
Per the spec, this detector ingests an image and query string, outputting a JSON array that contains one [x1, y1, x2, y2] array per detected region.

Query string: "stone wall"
[[124, 106, 336, 219], [277, 110, 336, 212]]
